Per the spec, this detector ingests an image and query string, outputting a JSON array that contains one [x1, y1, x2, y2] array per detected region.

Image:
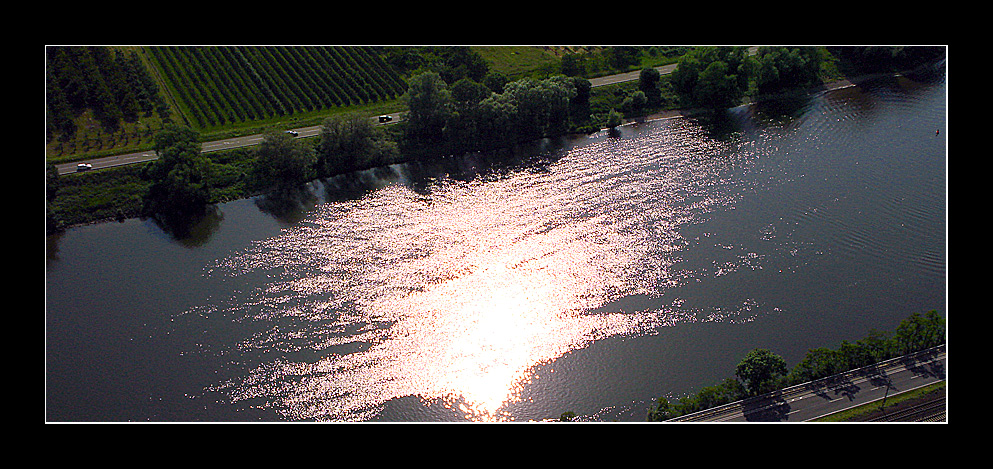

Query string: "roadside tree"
[[672, 46, 755, 111], [735, 348, 788, 396], [403, 71, 452, 148], [142, 124, 212, 229], [251, 129, 316, 195], [639, 67, 662, 106], [893, 310, 945, 355]]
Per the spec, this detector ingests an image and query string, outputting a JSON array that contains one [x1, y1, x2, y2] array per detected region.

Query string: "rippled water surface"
[[46, 69, 946, 422]]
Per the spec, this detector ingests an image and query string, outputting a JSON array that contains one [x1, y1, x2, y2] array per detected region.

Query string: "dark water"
[[46, 68, 946, 422]]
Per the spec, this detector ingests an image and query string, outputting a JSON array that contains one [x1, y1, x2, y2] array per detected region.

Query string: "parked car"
[[378, 115, 393, 123], [285, 130, 299, 137], [76, 163, 92, 172]]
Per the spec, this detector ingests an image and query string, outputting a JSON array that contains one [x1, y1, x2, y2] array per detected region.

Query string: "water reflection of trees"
[[322, 138, 568, 201], [147, 133, 571, 242], [149, 204, 224, 248], [254, 184, 319, 226], [752, 93, 816, 125]]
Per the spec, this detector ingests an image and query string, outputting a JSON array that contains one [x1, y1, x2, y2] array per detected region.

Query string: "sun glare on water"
[[202, 122, 741, 421]]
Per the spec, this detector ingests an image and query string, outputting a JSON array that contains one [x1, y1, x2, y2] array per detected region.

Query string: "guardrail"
[[667, 344, 946, 422]]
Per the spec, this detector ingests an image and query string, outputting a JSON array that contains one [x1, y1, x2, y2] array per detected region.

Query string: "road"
[[55, 47, 761, 176], [588, 46, 756, 87], [668, 345, 946, 422], [54, 115, 389, 175]]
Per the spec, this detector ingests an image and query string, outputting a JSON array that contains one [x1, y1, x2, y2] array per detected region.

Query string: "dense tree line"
[[647, 310, 945, 421], [668, 46, 943, 112], [754, 46, 823, 95], [315, 113, 400, 177], [402, 71, 581, 156], [46, 46, 169, 140], [558, 47, 690, 79], [380, 46, 491, 85], [671, 46, 756, 111], [50, 46, 948, 236]]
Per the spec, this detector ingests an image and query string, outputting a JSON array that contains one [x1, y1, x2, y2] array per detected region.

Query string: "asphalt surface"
[[54, 47, 761, 176], [54, 115, 391, 176], [667, 345, 946, 422]]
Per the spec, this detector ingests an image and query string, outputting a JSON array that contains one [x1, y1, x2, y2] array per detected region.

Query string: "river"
[[45, 66, 946, 422]]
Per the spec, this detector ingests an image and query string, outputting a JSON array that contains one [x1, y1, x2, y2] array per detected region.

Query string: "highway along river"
[[46, 66, 946, 422]]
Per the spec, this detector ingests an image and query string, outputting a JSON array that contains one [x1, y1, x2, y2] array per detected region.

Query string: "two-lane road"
[[669, 345, 946, 422], [54, 115, 393, 175], [55, 47, 762, 176]]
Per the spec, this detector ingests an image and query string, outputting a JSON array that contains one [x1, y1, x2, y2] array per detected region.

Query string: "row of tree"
[[134, 72, 591, 231], [669, 46, 825, 111], [402, 71, 586, 155], [46, 46, 170, 139], [669, 46, 946, 112], [647, 310, 945, 421], [95, 46, 949, 232]]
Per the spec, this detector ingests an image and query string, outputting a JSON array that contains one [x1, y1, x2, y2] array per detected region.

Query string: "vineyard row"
[[146, 46, 408, 129]]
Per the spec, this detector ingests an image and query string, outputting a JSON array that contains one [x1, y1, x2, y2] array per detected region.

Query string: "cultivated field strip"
[[146, 46, 407, 129]]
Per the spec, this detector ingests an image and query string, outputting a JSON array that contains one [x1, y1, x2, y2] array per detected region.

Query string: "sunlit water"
[[46, 67, 946, 422]]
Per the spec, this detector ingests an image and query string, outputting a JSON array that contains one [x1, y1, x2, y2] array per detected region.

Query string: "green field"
[[46, 46, 411, 162], [146, 46, 408, 131]]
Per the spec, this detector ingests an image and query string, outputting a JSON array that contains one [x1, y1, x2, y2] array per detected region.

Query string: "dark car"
[[378, 115, 393, 123]]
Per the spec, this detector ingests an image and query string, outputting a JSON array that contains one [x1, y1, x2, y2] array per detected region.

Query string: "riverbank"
[[630, 76, 859, 125], [47, 57, 944, 236], [33, 74, 872, 235]]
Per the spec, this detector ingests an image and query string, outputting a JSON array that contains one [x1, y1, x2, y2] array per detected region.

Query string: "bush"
[[606, 108, 623, 128]]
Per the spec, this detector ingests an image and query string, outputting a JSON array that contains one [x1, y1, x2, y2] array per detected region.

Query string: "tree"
[[893, 310, 945, 355], [252, 129, 316, 195], [647, 397, 674, 421], [437, 46, 489, 83], [838, 339, 875, 371], [671, 47, 755, 111], [694, 61, 742, 110], [46, 162, 61, 202], [482, 70, 508, 94], [606, 108, 623, 128], [143, 124, 212, 226], [560, 53, 583, 77], [608, 46, 639, 70], [735, 348, 788, 396], [571, 76, 592, 106], [621, 90, 648, 116], [671, 54, 702, 100], [403, 71, 452, 147], [639, 67, 662, 105], [317, 113, 380, 175], [473, 92, 517, 150], [450, 77, 492, 113], [858, 328, 893, 362], [755, 47, 822, 94], [789, 347, 843, 385], [501, 76, 576, 141]]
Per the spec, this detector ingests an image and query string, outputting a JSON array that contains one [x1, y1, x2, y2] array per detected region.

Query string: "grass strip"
[[813, 381, 945, 422]]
